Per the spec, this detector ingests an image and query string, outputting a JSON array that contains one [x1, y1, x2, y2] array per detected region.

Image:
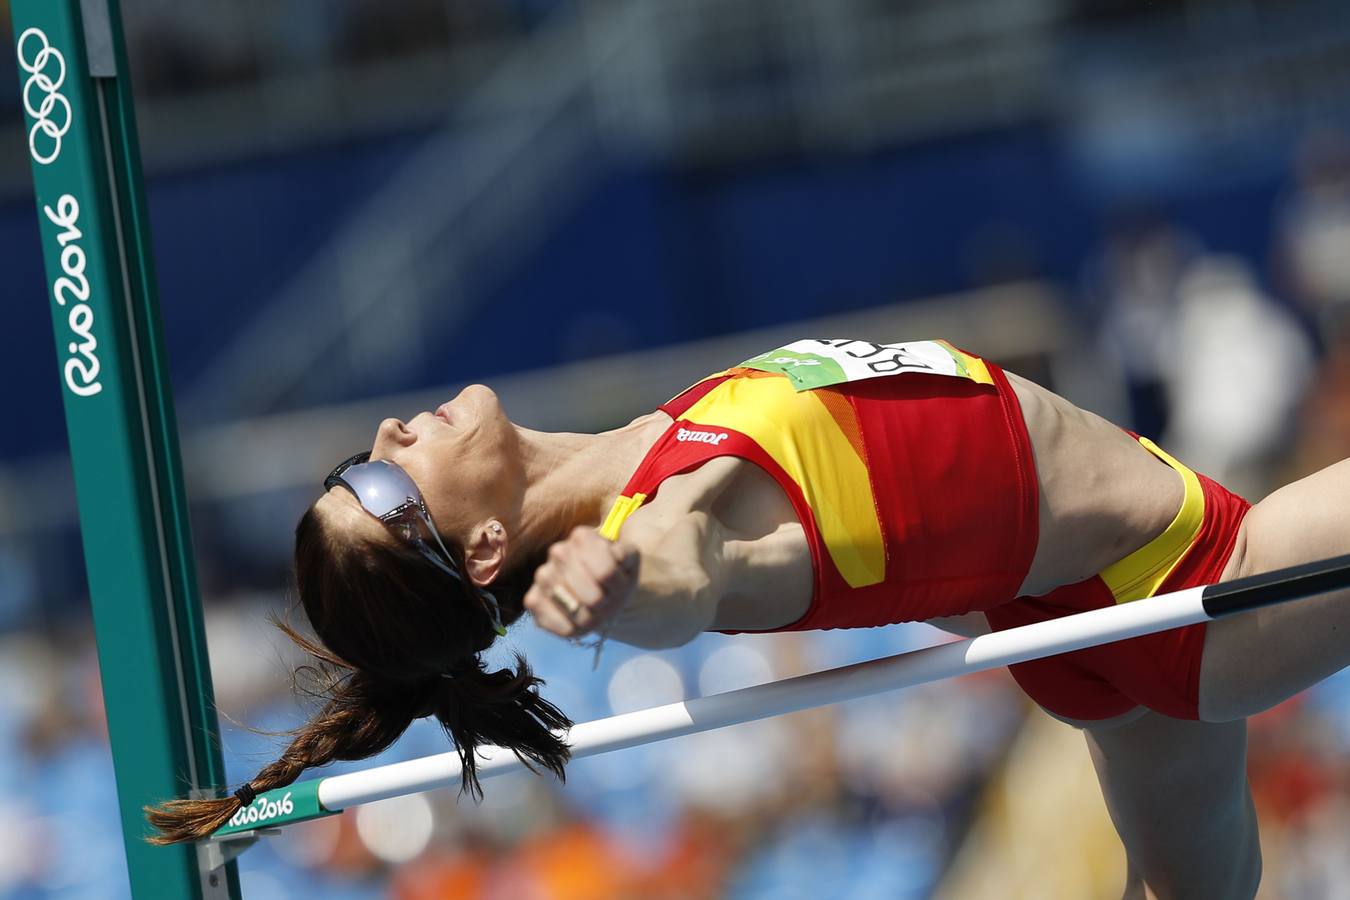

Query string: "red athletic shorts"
[[984, 452, 1251, 722]]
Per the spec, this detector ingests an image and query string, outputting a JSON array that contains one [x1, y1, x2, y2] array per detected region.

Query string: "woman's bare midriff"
[[1004, 371, 1185, 597]]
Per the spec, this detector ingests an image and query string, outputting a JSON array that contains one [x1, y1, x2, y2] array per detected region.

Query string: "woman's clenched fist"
[[524, 525, 639, 638]]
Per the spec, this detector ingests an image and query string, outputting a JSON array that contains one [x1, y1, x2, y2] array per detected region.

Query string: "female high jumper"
[[146, 338, 1350, 899]]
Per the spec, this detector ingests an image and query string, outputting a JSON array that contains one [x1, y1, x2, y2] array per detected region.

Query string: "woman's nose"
[[372, 417, 416, 459]]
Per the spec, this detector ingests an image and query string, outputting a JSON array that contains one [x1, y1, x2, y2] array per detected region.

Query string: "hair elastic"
[[233, 784, 257, 806]]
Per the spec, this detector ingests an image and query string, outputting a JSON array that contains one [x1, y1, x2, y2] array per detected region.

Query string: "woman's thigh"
[[1199, 456, 1350, 722], [1085, 711, 1259, 900]]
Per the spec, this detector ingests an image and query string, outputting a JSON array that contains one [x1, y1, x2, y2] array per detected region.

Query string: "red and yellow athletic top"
[[597, 339, 1041, 630]]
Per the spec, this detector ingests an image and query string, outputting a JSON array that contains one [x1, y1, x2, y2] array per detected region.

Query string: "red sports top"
[[598, 339, 1040, 630]]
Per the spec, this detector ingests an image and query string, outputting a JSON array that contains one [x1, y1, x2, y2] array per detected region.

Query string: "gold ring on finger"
[[550, 585, 582, 618]]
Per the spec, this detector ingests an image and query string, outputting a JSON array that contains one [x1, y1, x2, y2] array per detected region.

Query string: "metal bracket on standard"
[[198, 827, 279, 873], [196, 828, 279, 899], [189, 789, 277, 898]]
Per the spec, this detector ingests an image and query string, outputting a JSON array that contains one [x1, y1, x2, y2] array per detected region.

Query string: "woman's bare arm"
[[522, 513, 726, 649], [523, 455, 814, 648]]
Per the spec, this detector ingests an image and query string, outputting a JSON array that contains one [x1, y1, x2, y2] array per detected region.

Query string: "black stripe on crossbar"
[[1201, 553, 1350, 618]]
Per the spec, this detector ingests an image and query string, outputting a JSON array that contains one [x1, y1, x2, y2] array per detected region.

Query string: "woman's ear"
[[464, 520, 507, 587]]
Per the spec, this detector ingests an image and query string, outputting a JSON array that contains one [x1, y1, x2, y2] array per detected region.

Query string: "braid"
[[143, 667, 419, 845], [142, 645, 572, 843]]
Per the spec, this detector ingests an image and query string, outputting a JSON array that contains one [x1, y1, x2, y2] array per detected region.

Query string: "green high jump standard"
[[11, 1, 241, 897]]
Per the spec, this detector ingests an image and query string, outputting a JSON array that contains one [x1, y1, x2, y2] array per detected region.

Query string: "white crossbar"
[[318, 584, 1212, 810]]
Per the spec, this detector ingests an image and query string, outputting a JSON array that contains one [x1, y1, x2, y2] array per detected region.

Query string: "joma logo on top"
[[676, 428, 729, 446], [17, 28, 72, 165]]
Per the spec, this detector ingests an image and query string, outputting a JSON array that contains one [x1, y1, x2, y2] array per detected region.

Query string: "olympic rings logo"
[[16, 28, 72, 166]]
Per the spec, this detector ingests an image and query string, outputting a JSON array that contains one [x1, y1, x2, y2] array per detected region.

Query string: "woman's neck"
[[506, 411, 670, 568]]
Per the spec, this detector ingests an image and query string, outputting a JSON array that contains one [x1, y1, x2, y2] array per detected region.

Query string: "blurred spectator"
[[1287, 327, 1350, 483], [1274, 127, 1350, 346], [1159, 255, 1314, 499], [1084, 207, 1201, 438], [0, 542, 39, 631]]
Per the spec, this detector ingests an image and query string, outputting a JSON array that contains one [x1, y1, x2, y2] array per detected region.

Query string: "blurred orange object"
[[392, 848, 492, 900], [501, 819, 640, 900], [632, 810, 738, 900]]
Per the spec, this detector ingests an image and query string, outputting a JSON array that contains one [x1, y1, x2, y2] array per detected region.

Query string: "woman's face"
[[325, 383, 525, 549]]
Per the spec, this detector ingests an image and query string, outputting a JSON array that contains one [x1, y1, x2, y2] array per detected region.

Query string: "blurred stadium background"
[[3, 0, 1350, 897]]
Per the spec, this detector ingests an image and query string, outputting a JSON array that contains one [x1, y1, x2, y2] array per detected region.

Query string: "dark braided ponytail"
[[143, 503, 570, 844]]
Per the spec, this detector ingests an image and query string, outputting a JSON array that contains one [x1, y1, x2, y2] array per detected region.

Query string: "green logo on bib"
[[740, 349, 849, 390], [738, 339, 984, 392]]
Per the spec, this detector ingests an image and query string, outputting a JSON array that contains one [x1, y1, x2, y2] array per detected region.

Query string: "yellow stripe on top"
[[599, 492, 646, 541], [1099, 436, 1206, 604], [681, 374, 886, 588], [933, 340, 995, 386]]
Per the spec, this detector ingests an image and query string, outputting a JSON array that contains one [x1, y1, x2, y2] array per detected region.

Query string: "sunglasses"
[[324, 451, 507, 637]]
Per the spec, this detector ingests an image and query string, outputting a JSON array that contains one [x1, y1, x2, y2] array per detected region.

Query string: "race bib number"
[[739, 339, 993, 392]]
